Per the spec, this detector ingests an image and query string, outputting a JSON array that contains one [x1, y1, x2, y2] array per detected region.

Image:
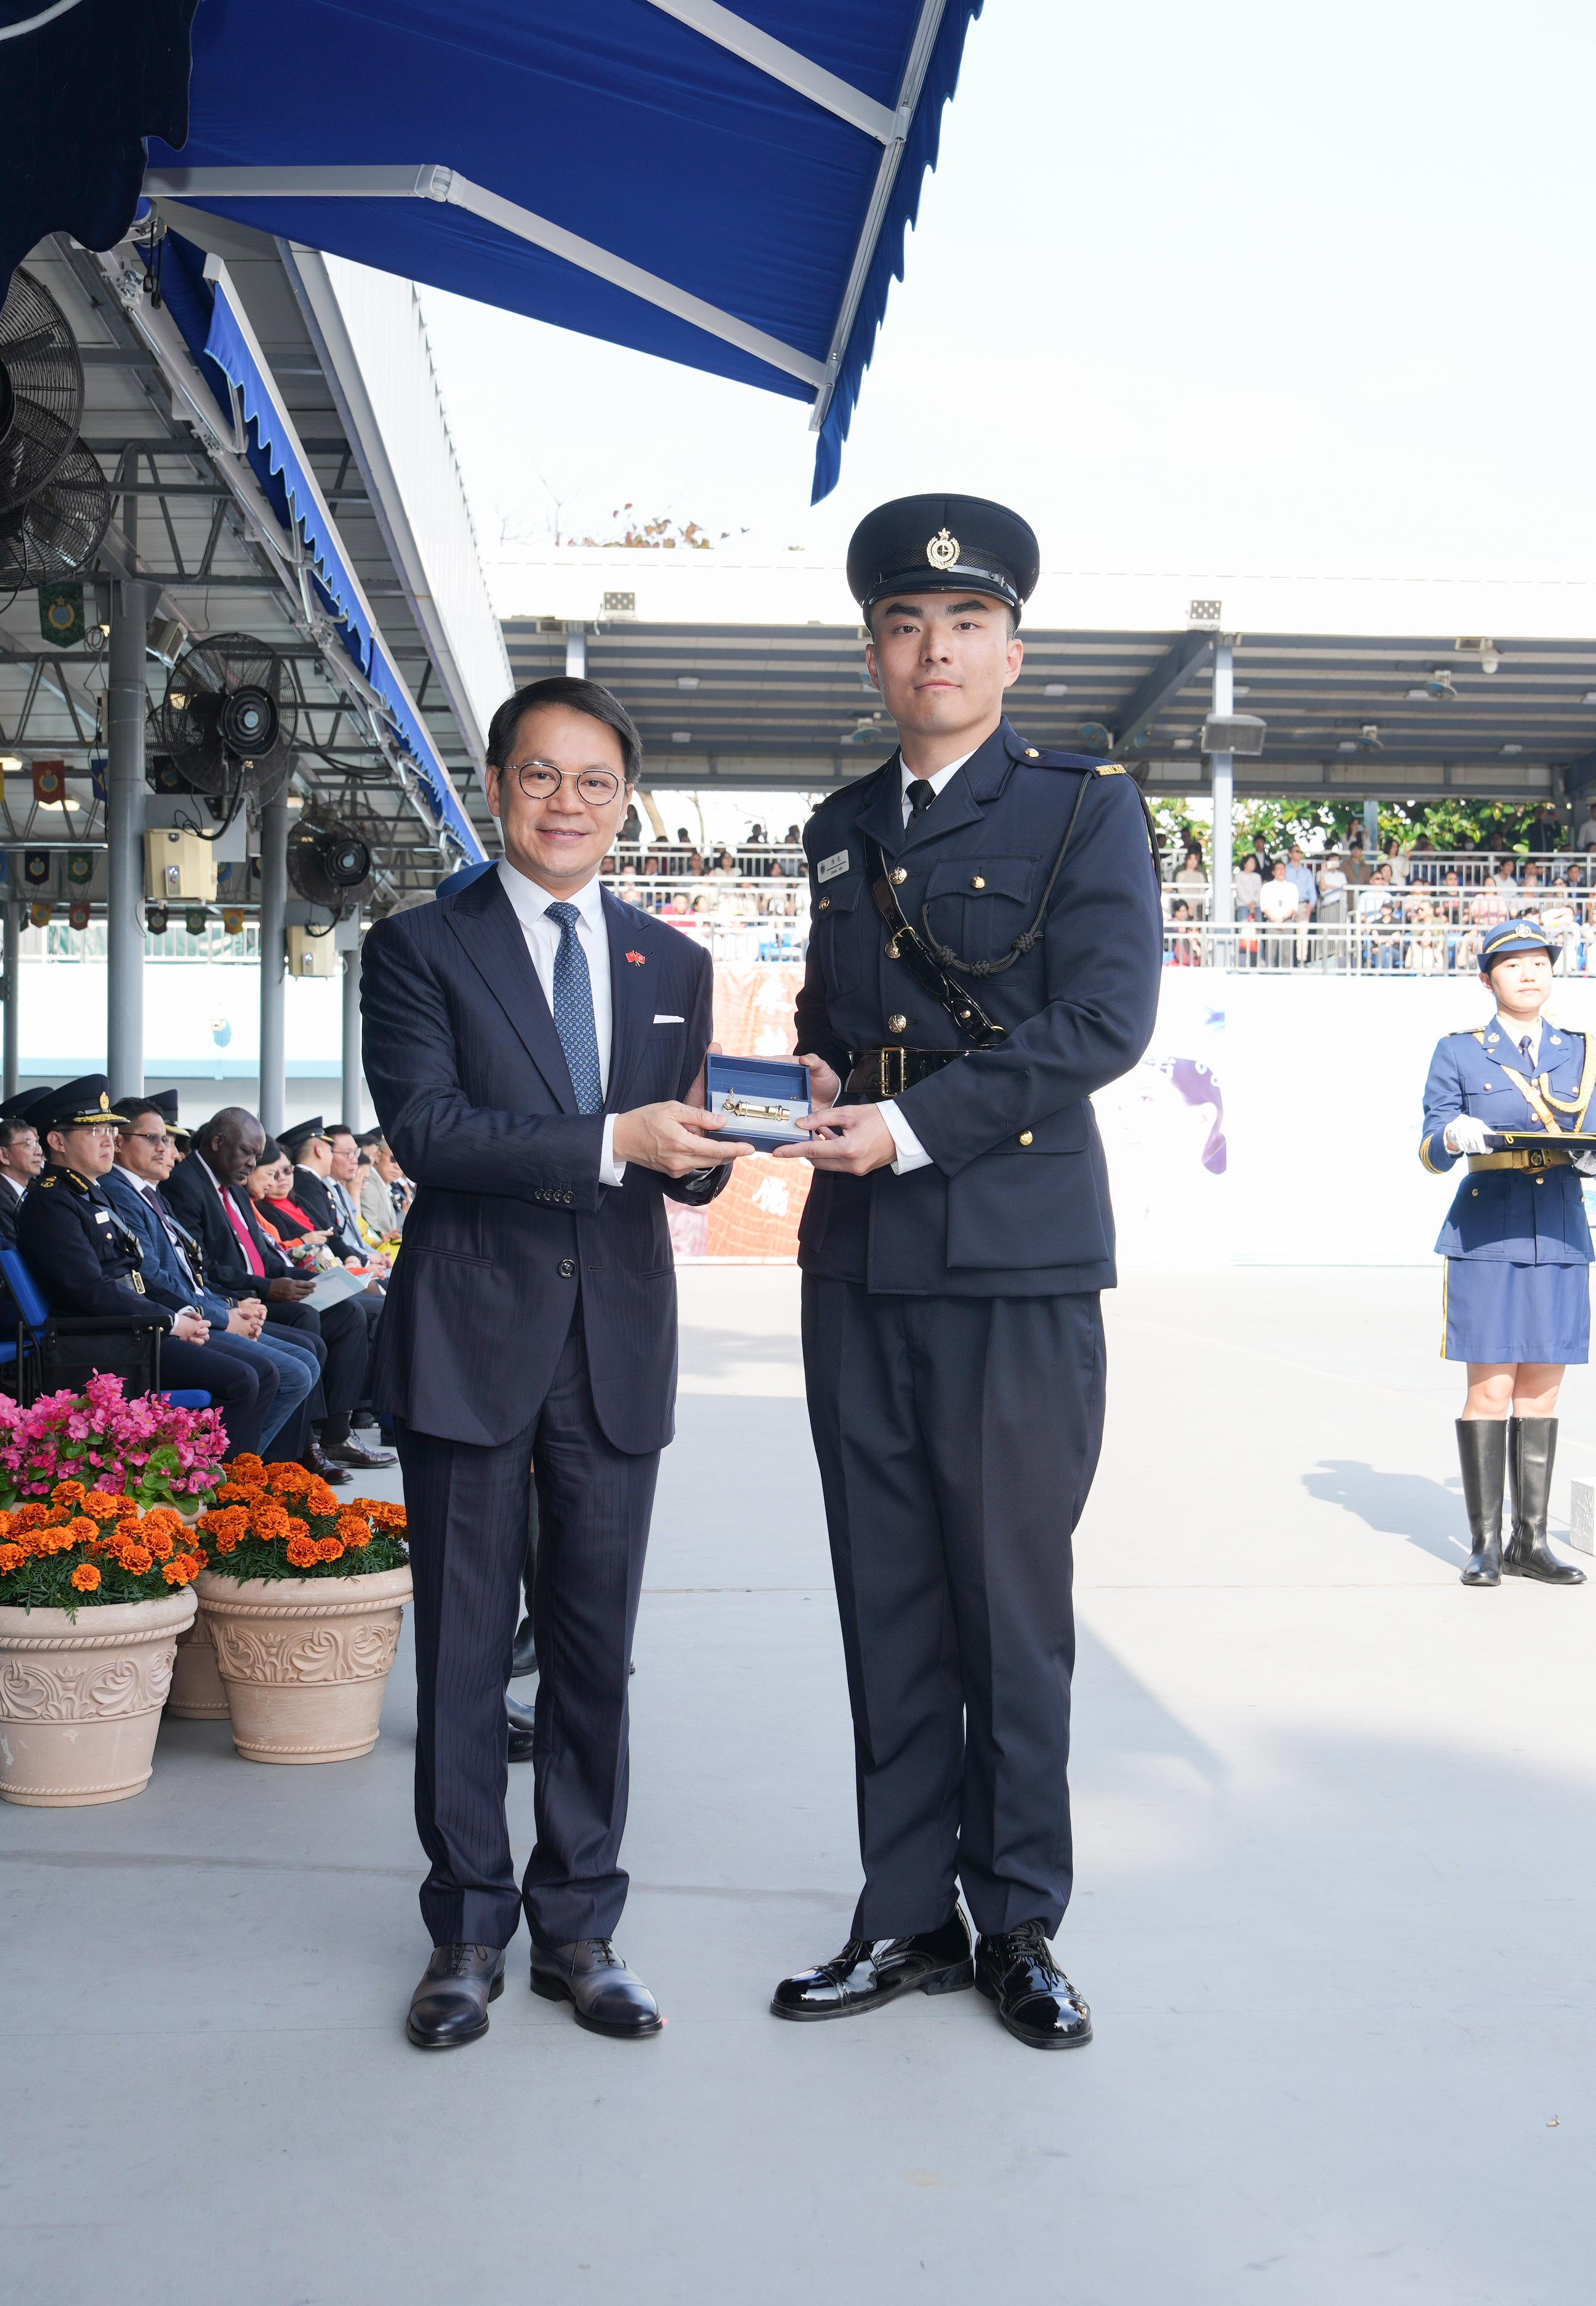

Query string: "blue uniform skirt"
[[1442, 1258, 1591, 1364]]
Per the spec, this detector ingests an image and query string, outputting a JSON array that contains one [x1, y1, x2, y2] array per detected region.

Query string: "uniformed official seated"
[[1420, 920, 1592, 1588], [14, 1076, 278, 1460]]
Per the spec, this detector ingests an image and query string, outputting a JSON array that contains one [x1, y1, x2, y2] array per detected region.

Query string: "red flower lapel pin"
[[625, 949, 647, 965]]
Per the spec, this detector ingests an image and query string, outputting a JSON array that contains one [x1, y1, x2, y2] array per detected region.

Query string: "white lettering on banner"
[[817, 850, 850, 884]]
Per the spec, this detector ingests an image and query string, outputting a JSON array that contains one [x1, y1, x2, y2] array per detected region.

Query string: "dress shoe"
[[770, 1909, 973, 2021], [301, 1444, 352, 1487], [975, 1922, 1092, 2050], [530, 1940, 663, 2037], [506, 1689, 537, 1763], [1503, 1416, 1586, 1585], [1456, 1417, 1505, 1587], [324, 1436, 397, 1470], [510, 1616, 539, 1678], [406, 1942, 506, 2049]]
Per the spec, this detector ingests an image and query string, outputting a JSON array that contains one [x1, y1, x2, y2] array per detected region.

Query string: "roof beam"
[[1109, 631, 1216, 757], [143, 165, 829, 394], [641, 1, 897, 141]]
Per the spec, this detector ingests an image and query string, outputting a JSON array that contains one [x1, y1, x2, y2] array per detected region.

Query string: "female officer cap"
[[847, 495, 1040, 625], [1480, 919, 1560, 967]]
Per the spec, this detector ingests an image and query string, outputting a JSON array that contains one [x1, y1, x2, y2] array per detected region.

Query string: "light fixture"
[[1480, 642, 1500, 675], [1582, 692, 1596, 706], [1337, 740, 1357, 753], [676, 676, 699, 690], [671, 731, 691, 744], [1200, 713, 1267, 756], [1172, 737, 1195, 750], [0, 755, 20, 774], [1043, 682, 1068, 697], [1502, 743, 1523, 755]]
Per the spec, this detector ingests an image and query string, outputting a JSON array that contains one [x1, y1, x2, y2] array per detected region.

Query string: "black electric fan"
[[287, 812, 373, 912], [0, 440, 111, 588], [160, 632, 299, 800], [0, 268, 84, 519]]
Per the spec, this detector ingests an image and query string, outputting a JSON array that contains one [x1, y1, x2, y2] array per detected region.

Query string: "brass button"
[[1024, 746, 1039, 759], [971, 875, 986, 889], [1536, 1176, 1545, 1186], [1018, 1130, 1033, 1146], [818, 896, 831, 910], [1472, 1189, 1479, 1197], [887, 1014, 907, 1035], [890, 867, 908, 886]]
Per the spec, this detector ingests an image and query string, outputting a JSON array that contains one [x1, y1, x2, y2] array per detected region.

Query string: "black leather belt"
[[845, 1048, 966, 1101]]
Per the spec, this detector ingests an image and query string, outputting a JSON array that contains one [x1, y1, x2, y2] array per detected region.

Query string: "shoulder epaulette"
[[39, 1171, 57, 1188]]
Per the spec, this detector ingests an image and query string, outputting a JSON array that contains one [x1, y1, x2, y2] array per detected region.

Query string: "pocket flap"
[[924, 856, 1036, 904]]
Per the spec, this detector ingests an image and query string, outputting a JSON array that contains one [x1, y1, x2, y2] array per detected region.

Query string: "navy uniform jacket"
[[15, 1162, 173, 1319], [1419, 1024, 1594, 1265], [361, 870, 728, 1455], [796, 718, 1164, 1295]]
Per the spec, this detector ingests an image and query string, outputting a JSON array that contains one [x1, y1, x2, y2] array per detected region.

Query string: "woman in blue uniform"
[[1420, 920, 1592, 1587]]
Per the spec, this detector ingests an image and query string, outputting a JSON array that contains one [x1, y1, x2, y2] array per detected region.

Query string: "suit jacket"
[[292, 1166, 365, 1261], [795, 718, 1164, 1295], [1420, 1022, 1594, 1266], [164, 1155, 296, 1295], [360, 870, 726, 1452], [101, 1165, 233, 1322], [0, 1175, 22, 1246]]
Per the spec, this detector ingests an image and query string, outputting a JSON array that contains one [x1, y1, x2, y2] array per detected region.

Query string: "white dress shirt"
[[123, 1165, 201, 1316], [1498, 1013, 1544, 1066], [876, 751, 978, 1176], [498, 859, 627, 1185]]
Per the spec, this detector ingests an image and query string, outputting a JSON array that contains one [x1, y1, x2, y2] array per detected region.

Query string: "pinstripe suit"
[[361, 869, 727, 1951]]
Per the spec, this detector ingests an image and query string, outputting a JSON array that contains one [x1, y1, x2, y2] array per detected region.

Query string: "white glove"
[[1443, 1114, 1491, 1155], [1573, 1152, 1596, 1176]]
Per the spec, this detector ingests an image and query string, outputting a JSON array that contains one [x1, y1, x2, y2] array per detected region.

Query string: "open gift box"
[[705, 1053, 812, 1152]]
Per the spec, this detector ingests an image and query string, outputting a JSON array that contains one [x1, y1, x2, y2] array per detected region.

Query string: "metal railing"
[[1163, 846, 1595, 899], [610, 840, 808, 880], [1163, 920, 1596, 974]]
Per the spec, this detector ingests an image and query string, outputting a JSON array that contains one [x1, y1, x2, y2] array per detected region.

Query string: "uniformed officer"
[[1420, 921, 1591, 1589], [15, 1075, 274, 1457], [768, 495, 1164, 2049]]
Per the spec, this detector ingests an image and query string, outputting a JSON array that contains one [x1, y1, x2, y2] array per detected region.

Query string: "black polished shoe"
[[406, 1943, 506, 2049], [1503, 1416, 1586, 1586], [302, 1443, 352, 1487], [975, 1922, 1092, 2050], [510, 1616, 539, 1679], [530, 1939, 663, 2037], [770, 1909, 973, 2021], [506, 1689, 537, 1763], [324, 1436, 398, 1470]]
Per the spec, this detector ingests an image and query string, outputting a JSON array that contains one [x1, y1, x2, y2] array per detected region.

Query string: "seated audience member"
[[280, 1116, 368, 1266], [15, 1078, 276, 1460], [0, 1093, 45, 1243], [248, 1144, 327, 1260], [357, 1132, 409, 1237], [325, 1123, 392, 1268], [104, 1096, 319, 1463], [164, 1107, 393, 1476]]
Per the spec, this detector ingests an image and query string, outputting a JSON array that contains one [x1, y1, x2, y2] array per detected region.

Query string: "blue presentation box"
[[705, 1053, 812, 1153]]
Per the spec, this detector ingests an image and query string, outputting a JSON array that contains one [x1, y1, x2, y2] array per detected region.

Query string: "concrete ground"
[[6, 1266, 1596, 2305]]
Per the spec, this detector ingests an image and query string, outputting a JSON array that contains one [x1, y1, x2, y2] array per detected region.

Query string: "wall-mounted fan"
[[160, 633, 299, 798], [0, 269, 84, 519], [288, 812, 373, 912], [0, 441, 111, 588]]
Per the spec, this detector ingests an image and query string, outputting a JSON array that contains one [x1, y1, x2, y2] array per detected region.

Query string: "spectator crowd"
[[0, 1080, 414, 1480]]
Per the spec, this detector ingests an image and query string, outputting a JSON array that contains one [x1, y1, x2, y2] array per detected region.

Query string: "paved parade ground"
[[7, 1265, 1596, 2305]]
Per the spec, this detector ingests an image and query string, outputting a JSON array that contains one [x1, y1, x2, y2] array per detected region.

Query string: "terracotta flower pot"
[[0, 1587, 198, 1806], [196, 1566, 412, 1764], [166, 1606, 230, 1719]]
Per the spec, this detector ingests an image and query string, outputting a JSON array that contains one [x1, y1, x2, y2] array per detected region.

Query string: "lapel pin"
[[625, 950, 646, 965]]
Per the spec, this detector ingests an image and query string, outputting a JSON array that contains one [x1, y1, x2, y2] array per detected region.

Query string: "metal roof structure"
[[502, 615, 1596, 805]]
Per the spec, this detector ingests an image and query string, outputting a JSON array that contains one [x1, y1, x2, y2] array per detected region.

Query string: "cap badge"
[[925, 527, 959, 572], [99, 1093, 109, 1111]]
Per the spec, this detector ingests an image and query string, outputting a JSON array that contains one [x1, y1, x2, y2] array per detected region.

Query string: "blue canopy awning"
[[142, 1, 983, 503]]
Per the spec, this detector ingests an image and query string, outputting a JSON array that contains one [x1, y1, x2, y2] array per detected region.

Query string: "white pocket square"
[[653, 1013, 685, 1024]]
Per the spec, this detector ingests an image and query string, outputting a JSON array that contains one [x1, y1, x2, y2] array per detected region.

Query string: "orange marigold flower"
[[0, 1510, 12, 1537], [115, 1543, 153, 1576], [316, 1535, 345, 1563], [371, 1501, 408, 1532], [66, 1516, 99, 1544], [35, 1525, 78, 1555], [79, 1489, 124, 1519], [143, 1528, 177, 1561], [251, 1503, 292, 1540], [51, 1479, 87, 1507], [336, 1513, 373, 1548], [162, 1555, 198, 1586], [70, 1561, 101, 1592], [304, 1481, 339, 1517], [12, 1502, 50, 1529], [230, 1453, 266, 1480], [285, 1534, 321, 1569], [142, 1507, 184, 1532], [0, 1543, 23, 1574], [265, 1459, 312, 1493]]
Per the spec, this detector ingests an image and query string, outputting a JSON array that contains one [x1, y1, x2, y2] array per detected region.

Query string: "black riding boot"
[[1456, 1418, 1505, 1587], [1503, 1417, 1586, 1585]]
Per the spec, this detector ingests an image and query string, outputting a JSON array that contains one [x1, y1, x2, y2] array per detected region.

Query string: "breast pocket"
[[810, 873, 868, 998], [922, 856, 1039, 966]]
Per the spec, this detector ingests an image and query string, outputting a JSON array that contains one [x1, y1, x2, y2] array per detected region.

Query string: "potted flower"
[[194, 1456, 409, 1764], [0, 1484, 204, 1805], [0, 1373, 227, 1513]]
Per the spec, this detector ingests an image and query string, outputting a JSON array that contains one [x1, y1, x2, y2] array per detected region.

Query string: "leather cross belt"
[[846, 1048, 966, 1101]]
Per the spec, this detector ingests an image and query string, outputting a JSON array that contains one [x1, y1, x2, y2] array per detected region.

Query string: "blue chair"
[[162, 1390, 213, 1410], [0, 1244, 172, 1407]]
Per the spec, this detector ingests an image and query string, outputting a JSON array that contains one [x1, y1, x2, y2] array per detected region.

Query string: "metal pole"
[[258, 797, 288, 1136], [1363, 796, 1380, 857], [1209, 637, 1235, 931], [106, 578, 152, 1094], [2, 900, 18, 1099], [341, 929, 363, 1130], [565, 624, 587, 679]]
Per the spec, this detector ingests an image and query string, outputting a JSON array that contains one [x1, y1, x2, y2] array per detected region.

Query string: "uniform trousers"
[[395, 1308, 659, 1952], [224, 1327, 320, 1455], [801, 1277, 1105, 1941], [265, 1296, 366, 1436], [159, 1335, 276, 1460]]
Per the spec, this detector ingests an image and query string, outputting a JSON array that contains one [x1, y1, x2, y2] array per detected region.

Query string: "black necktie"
[[906, 779, 935, 822], [1520, 1034, 1534, 1067]]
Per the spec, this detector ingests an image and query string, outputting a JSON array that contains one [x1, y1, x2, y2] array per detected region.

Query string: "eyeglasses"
[[505, 760, 623, 807], [124, 1130, 172, 1147]]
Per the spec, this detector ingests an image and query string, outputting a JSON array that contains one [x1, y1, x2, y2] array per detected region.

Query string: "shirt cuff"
[[879, 1098, 933, 1176], [599, 1114, 628, 1189]]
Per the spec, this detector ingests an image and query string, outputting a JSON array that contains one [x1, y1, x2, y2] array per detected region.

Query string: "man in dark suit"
[[362, 674, 750, 2052], [767, 497, 1163, 2051], [0, 1092, 44, 1245], [280, 1116, 369, 1266]]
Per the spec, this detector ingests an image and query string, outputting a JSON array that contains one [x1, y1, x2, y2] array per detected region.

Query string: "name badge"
[[94, 1209, 110, 1223], [817, 849, 850, 884]]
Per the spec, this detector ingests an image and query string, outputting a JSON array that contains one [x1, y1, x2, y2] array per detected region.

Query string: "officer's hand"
[[796, 1052, 842, 1109], [613, 1101, 755, 1176], [777, 1102, 897, 1175], [1444, 1114, 1491, 1155], [267, 1276, 316, 1303], [173, 1311, 209, 1343]]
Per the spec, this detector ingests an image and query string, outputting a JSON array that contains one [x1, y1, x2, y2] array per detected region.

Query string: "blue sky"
[[421, 0, 1596, 590]]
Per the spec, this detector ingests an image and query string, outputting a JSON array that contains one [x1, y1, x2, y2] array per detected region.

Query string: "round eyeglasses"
[[508, 761, 623, 807]]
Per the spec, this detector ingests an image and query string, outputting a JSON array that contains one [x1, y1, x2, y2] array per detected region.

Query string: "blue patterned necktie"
[[546, 900, 605, 1112]]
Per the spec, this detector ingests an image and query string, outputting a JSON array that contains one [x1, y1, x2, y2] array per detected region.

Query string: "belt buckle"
[[881, 1047, 906, 1098], [1528, 1144, 1548, 1170]]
